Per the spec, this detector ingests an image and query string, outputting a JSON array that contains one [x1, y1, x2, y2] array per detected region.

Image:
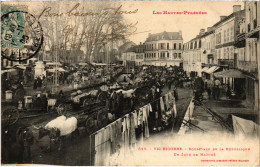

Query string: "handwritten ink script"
[[39, 4, 138, 18], [37, 3, 141, 51]]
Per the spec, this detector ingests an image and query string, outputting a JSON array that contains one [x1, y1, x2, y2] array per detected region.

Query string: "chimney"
[[220, 16, 227, 21], [207, 27, 212, 32], [233, 5, 241, 13], [199, 29, 205, 35]]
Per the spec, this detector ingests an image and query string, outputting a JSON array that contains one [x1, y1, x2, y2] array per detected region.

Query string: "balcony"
[[237, 61, 258, 73], [218, 59, 234, 67], [159, 57, 172, 60], [237, 33, 246, 41]]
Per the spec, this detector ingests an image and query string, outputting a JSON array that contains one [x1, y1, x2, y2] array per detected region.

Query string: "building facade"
[[183, 29, 205, 77], [201, 28, 216, 66], [122, 43, 144, 67], [236, 1, 260, 111], [135, 44, 145, 66], [143, 31, 183, 67]]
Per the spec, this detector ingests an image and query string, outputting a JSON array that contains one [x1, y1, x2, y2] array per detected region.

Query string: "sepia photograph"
[[1, 0, 259, 166]]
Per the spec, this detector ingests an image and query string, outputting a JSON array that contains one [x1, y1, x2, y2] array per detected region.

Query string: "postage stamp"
[[1, 5, 27, 49], [1, 5, 44, 62]]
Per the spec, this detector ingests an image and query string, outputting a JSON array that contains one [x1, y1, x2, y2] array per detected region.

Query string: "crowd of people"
[[193, 77, 222, 103], [106, 65, 186, 124]]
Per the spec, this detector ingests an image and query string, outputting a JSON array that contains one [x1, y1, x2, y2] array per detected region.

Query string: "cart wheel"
[[97, 92, 107, 104], [85, 117, 97, 135], [97, 110, 108, 128], [2, 106, 20, 125], [57, 104, 66, 116], [14, 89, 25, 101]]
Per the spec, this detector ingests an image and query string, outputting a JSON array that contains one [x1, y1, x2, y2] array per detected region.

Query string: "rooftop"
[[145, 31, 183, 42]]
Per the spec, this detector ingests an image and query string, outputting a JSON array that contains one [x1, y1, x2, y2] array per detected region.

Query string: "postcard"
[[1, 0, 259, 166]]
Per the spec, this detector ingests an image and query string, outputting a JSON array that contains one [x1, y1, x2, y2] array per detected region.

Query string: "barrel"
[[5, 90, 12, 101], [24, 96, 33, 109]]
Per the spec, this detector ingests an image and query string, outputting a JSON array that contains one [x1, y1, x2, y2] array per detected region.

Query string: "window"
[[174, 53, 177, 59], [190, 42, 193, 49], [216, 32, 221, 44], [230, 27, 234, 40], [167, 43, 169, 50], [227, 48, 229, 59], [174, 43, 176, 50], [167, 52, 169, 58], [197, 53, 201, 61], [163, 43, 166, 49], [199, 40, 201, 48], [230, 47, 234, 59], [179, 43, 182, 50], [195, 41, 197, 48], [227, 29, 229, 42], [224, 48, 226, 59], [224, 30, 226, 42], [178, 53, 181, 59]]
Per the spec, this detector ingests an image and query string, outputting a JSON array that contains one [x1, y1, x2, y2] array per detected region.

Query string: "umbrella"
[[214, 69, 245, 78]]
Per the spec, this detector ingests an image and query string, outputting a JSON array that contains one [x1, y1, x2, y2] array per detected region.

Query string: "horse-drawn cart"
[[69, 89, 107, 110]]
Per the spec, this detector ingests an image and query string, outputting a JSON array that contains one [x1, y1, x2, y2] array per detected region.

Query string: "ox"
[[34, 116, 79, 151]]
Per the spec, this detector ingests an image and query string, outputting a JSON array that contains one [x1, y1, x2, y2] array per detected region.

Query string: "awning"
[[47, 67, 66, 72], [204, 66, 219, 74], [1, 69, 17, 74], [201, 67, 209, 72], [214, 69, 245, 78], [232, 115, 259, 139], [13, 65, 26, 70]]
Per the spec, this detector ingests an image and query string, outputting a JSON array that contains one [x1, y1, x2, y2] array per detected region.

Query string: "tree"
[[33, 2, 136, 64]]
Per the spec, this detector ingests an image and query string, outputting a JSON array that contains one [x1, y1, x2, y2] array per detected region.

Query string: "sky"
[[120, 1, 244, 44], [1, 1, 245, 46]]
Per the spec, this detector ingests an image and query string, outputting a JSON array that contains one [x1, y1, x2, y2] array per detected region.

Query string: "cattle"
[[35, 116, 79, 151], [114, 89, 136, 98]]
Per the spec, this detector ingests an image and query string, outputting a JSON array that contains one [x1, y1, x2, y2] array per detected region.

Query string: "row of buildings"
[[122, 3, 259, 111], [183, 3, 259, 111], [122, 31, 183, 67]]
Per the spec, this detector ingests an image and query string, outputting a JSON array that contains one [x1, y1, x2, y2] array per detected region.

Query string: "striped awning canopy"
[[204, 66, 220, 74], [201, 67, 209, 72]]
